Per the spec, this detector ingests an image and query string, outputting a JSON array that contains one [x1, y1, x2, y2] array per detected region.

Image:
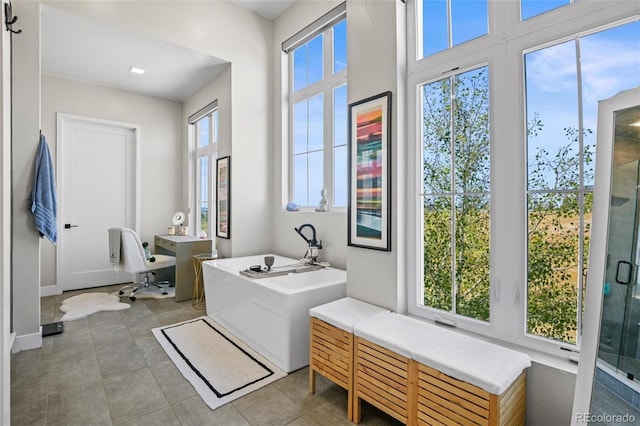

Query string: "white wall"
[[47, 0, 273, 259], [182, 64, 232, 255], [12, 0, 42, 352], [274, 0, 407, 301], [0, 0, 12, 419], [345, 0, 406, 313], [39, 74, 184, 289], [11, 0, 273, 349]]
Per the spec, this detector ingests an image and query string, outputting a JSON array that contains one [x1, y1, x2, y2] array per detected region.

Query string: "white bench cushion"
[[309, 297, 390, 332], [354, 312, 531, 395], [411, 329, 531, 395], [354, 313, 444, 358]]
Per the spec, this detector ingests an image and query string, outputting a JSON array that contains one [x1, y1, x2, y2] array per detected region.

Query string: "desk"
[[154, 235, 212, 302]]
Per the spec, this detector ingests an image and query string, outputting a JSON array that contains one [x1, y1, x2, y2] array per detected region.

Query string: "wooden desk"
[[154, 235, 212, 302]]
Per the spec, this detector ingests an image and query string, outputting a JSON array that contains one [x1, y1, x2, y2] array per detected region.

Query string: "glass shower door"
[[599, 157, 640, 381]]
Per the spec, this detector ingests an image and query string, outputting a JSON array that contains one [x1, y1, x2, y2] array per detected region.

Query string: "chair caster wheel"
[[130, 296, 136, 301], [119, 291, 124, 295]]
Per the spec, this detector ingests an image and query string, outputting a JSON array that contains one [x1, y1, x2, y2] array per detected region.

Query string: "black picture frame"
[[347, 91, 392, 251], [215, 156, 230, 239]]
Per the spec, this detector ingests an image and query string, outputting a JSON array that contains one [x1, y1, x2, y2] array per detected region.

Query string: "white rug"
[[60, 292, 130, 321], [152, 317, 287, 410], [116, 285, 175, 300]]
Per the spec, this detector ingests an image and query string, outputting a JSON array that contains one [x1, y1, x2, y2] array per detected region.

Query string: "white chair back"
[[119, 228, 148, 275]]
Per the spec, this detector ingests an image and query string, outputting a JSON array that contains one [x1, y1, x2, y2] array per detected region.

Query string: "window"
[[408, 0, 640, 357], [190, 102, 219, 239], [525, 21, 640, 345], [521, 0, 572, 21], [421, 66, 491, 323], [285, 4, 347, 209], [418, 0, 488, 59]]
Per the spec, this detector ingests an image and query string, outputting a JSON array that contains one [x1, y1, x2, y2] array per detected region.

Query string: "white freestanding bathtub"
[[202, 254, 347, 372]]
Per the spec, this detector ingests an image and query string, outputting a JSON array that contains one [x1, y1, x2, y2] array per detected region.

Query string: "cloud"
[[526, 25, 640, 104]]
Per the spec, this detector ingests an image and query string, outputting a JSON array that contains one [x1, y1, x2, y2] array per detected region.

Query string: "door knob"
[[64, 224, 78, 229]]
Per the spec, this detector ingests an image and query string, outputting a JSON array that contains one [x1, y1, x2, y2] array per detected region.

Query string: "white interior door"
[[57, 114, 139, 290]]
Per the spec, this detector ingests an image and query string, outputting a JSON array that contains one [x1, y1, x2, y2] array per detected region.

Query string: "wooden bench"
[[353, 313, 530, 425], [308, 297, 390, 421]]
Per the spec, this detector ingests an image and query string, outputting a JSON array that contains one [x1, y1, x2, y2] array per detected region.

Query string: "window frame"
[[190, 107, 218, 240], [406, 0, 640, 359], [286, 10, 347, 211]]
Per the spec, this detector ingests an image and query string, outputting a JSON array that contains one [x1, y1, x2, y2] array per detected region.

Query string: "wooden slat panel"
[[420, 372, 489, 413], [312, 331, 350, 354], [312, 318, 350, 340], [312, 320, 349, 339], [418, 409, 448, 426], [499, 383, 524, 420], [355, 337, 410, 424], [358, 356, 408, 389], [358, 373, 407, 414], [357, 368, 407, 404], [358, 382, 407, 422], [358, 344, 408, 376], [497, 374, 526, 425], [420, 364, 490, 401], [421, 381, 489, 419], [422, 390, 487, 425], [312, 360, 348, 388], [423, 400, 476, 426], [312, 345, 350, 370], [313, 326, 350, 349]]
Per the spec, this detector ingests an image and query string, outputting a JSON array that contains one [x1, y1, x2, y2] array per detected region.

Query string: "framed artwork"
[[348, 91, 392, 251], [215, 156, 230, 239]]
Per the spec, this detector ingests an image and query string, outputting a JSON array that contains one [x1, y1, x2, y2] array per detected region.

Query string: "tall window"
[[285, 4, 347, 209], [421, 66, 491, 323], [409, 0, 640, 357], [190, 102, 218, 239], [525, 21, 640, 345]]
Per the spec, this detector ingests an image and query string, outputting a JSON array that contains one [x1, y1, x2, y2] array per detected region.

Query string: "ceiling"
[[232, 0, 295, 20], [40, 1, 295, 102]]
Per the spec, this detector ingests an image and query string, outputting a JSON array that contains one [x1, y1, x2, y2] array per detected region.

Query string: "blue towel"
[[31, 134, 57, 244]]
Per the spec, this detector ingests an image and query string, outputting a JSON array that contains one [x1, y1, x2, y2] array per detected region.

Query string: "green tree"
[[527, 121, 593, 342], [422, 71, 593, 341], [422, 67, 490, 321]]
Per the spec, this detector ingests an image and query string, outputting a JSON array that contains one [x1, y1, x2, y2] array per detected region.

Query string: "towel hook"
[[4, 2, 22, 34]]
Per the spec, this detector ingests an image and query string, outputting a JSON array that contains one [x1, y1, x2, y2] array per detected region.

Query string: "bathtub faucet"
[[294, 223, 323, 264]]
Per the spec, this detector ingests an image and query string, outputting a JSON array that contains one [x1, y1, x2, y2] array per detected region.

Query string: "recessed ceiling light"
[[129, 66, 145, 75]]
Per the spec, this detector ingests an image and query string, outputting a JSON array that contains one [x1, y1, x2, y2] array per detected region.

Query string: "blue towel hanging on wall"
[[31, 133, 57, 244]]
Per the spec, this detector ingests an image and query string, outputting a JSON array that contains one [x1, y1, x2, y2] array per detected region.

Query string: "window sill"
[[282, 207, 347, 214], [404, 313, 579, 375]]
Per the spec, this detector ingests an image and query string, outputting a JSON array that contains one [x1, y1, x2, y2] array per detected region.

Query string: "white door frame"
[[55, 113, 141, 294]]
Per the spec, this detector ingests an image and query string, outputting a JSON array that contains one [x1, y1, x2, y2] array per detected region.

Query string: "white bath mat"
[[152, 316, 286, 410], [60, 292, 130, 321]]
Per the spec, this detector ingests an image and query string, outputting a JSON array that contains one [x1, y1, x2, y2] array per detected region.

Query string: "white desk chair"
[[112, 228, 176, 301]]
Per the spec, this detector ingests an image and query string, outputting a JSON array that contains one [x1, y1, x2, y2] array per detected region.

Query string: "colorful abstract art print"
[[348, 92, 391, 251]]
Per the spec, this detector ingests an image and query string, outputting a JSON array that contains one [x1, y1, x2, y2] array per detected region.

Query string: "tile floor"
[[11, 285, 401, 426]]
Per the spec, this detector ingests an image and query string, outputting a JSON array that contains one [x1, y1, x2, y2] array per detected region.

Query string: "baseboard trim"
[[11, 327, 42, 353], [40, 285, 62, 297]]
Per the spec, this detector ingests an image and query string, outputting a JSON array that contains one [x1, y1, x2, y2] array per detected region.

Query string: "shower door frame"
[[572, 87, 640, 423]]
